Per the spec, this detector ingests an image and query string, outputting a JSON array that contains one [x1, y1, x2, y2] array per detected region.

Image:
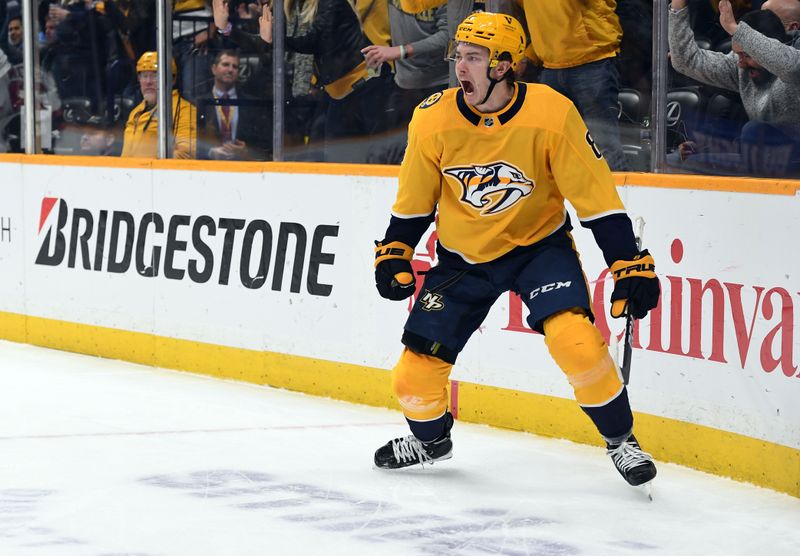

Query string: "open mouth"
[[460, 80, 475, 97]]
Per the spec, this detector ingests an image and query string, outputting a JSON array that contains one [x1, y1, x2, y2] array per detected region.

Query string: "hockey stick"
[[620, 217, 645, 385]]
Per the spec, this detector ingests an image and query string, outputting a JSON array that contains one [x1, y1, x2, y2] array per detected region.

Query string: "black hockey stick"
[[621, 306, 635, 385], [620, 217, 645, 385]]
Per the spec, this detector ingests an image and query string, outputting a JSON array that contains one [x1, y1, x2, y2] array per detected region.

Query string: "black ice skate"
[[374, 433, 453, 469], [606, 434, 657, 488]]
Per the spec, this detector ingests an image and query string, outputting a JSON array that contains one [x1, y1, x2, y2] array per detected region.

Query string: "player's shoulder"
[[520, 82, 575, 112], [406, 88, 461, 140], [518, 82, 579, 129], [411, 88, 460, 122]]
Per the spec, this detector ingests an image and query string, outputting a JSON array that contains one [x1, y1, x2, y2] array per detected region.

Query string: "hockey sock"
[[406, 410, 454, 443], [581, 387, 634, 442]]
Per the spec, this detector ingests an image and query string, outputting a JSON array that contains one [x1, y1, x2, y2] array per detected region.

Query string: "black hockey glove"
[[374, 240, 416, 301], [609, 249, 660, 319]]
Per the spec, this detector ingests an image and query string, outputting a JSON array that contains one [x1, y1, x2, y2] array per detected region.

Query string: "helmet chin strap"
[[478, 66, 503, 106]]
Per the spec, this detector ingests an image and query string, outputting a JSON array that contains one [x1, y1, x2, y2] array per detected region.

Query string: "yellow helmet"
[[136, 51, 177, 77], [454, 12, 526, 69]]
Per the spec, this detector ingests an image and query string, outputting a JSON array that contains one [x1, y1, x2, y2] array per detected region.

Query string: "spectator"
[[354, 0, 393, 57], [42, 16, 58, 45], [7, 48, 63, 113], [355, 0, 391, 47], [39, 1, 63, 29], [173, 0, 213, 103], [761, 0, 800, 32], [213, 0, 324, 153], [39, 17, 60, 73], [0, 3, 6, 50], [400, 0, 495, 87], [255, 0, 395, 162], [4, 48, 62, 152], [615, 0, 653, 91], [0, 47, 12, 152], [361, 0, 449, 132], [519, 0, 629, 171], [212, 2, 274, 101], [685, 0, 753, 48], [4, 13, 23, 64], [120, 51, 197, 158], [281, 0, 324, 149], [669, 0, 800, 176], [7, 14, 22, 48], [103, 0, 157, 59], [197, 49, 270, 160], [47, 1, 114, 111], [95, 1, 157, 100], [76, 113, 118, 156]]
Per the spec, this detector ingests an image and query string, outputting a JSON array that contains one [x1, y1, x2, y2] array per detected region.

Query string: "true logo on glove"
[[612, 262, 655, 279], [375, 246, 409, 259]]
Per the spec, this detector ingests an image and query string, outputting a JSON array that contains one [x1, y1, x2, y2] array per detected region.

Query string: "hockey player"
[[372, 12, 660, 490]]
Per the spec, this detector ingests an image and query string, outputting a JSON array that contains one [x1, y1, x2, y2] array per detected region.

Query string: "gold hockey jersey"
[[393, 82, 626, 264], [519, 0, 621, 69]]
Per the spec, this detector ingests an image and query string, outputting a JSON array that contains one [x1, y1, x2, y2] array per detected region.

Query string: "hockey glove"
[[374, 240, 416, 300], [609, 249, 660, 319]]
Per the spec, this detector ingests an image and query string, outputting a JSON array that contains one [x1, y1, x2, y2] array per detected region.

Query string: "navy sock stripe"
[[581, 387, 634, 440]]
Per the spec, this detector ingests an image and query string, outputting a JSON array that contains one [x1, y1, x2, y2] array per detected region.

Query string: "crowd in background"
[[0, 0, 798, 178]]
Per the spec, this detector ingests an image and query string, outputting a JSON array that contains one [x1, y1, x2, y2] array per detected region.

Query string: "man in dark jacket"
[[197, 49, 271, 160]]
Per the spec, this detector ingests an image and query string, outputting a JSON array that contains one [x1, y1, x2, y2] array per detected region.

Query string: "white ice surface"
[[0, 340, 797, 556]]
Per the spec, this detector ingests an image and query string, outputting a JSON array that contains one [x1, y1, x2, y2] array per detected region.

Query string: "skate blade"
[[419, 450, 453, 469], [373, 451, 453, 471], [637, 480, 654, 501]]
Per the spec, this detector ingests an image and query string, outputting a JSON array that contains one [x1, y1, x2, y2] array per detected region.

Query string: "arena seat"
[[666, 87, 707, 150], [62, 97, 94, 124], [618, 88, 651, 171], [713, 37, 732, 54]]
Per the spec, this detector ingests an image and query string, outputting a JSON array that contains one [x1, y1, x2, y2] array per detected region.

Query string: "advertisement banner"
[[1, 161, 797, 451]]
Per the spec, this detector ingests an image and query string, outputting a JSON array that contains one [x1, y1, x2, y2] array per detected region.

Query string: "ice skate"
[[607, 434, 657, 497], [374, 433, 453, 469]]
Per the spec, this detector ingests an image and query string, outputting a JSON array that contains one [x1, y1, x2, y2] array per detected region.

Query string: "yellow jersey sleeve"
[[399, 0, 446, 14], [393, 106, 443, 218], [549, 104, 625, 222]]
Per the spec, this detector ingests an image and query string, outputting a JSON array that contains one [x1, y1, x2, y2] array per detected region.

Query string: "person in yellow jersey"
[[518, 0, 628, 171], [120, 52, 197, 159], [372, 12, 660, 492]]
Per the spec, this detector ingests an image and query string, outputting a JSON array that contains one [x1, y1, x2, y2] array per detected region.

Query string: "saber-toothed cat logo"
[[443, 161, 534, 215]]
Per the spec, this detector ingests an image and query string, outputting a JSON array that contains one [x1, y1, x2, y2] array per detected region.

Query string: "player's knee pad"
[[543, 309, 622, 406], [391, 347, 453, 421]]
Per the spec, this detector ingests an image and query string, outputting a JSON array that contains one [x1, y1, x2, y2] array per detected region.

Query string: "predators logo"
[[443, 161, 534, 215]]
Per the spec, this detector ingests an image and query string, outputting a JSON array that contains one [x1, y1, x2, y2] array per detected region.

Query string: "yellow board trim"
[[2, 154, 799, 195], [2, 310, 798, 498], [615, 171, 800, 196]]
